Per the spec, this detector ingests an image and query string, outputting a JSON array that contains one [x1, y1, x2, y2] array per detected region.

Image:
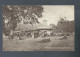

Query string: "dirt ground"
[[3, 35, 74, 51]]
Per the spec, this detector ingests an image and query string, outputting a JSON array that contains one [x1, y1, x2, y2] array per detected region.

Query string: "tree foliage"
[[49, 24, 56, 28], [2, 5, 44, 33], [57, 17, 74, 33]]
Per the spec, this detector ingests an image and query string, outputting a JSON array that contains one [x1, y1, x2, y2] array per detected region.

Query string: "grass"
[[3, 35, 74, 51]]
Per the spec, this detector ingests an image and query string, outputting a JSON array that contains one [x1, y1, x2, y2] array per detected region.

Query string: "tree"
[[2, 5, 44, 35], [57, 17, 74, 33], [49, 24, 56, 28]]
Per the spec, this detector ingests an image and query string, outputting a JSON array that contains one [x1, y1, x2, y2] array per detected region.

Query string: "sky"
[[39, 5, 74, 25]]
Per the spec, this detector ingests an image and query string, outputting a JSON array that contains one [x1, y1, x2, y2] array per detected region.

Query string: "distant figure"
[[8, 30, 13, 40], [40, 32, 44, 38], [13, 32, 21, 40]]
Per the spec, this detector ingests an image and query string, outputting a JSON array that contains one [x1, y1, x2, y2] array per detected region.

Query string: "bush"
[[37, 38, 51, 43]]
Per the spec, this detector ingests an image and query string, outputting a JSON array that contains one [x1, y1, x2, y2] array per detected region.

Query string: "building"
[[15, 20, 55, 38]]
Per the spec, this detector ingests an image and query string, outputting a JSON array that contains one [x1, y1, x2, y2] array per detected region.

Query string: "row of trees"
[[57, 17, 74, 33], [49, 17, 74, 33]]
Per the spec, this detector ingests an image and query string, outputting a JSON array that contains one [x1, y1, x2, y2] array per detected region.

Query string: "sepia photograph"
[[2, 5, 74, 51]]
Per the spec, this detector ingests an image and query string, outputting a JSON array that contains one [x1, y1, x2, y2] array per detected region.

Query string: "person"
[[9, 30, 14, 40]]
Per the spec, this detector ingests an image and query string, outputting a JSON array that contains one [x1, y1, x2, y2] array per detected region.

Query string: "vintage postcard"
[[2, 5, 74, 51]]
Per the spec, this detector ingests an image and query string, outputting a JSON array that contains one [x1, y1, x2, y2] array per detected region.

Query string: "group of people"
[[9, 31, 25, 40]]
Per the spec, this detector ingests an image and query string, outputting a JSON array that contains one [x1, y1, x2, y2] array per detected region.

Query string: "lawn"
[[3, 35, 74, 51]]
